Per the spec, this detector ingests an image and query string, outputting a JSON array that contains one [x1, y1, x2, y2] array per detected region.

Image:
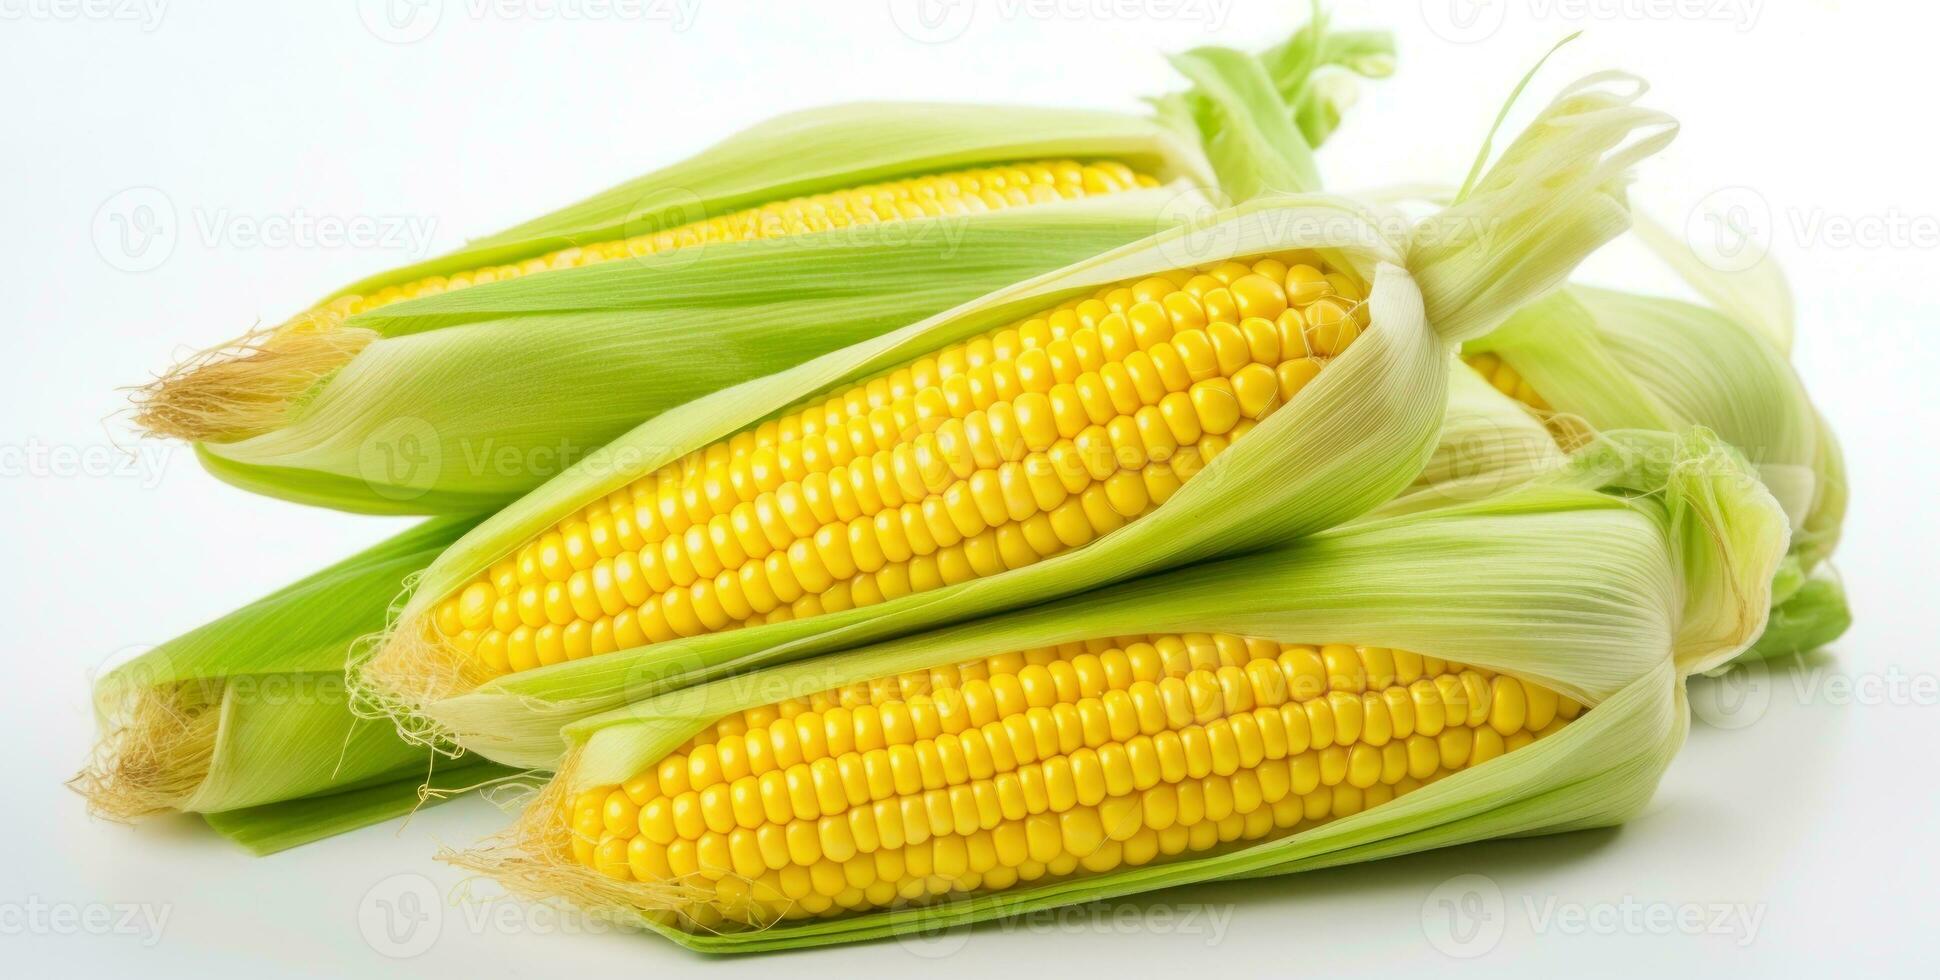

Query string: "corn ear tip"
[[67, 679, 221, 822], [127, 314, 376, 443], [345, 591, 479, 759], [440, 747, 753, 936]]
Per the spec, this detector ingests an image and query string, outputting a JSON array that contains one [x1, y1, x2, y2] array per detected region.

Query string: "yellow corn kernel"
[[1461, 352, 1553, 412], [570, 636, 1579, 924]]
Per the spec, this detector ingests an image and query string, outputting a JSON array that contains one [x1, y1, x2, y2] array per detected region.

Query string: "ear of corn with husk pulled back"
[[353, 72, 1678, 769], [446, 427, 1787, 952], [134, 15, 1394, 516], [1459, 216, 1847, 659], [69, 517, 518, 853]]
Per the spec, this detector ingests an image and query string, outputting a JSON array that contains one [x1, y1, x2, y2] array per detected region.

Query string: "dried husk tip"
[[131, 311, 376, 443], [69, 679, 223, 821]]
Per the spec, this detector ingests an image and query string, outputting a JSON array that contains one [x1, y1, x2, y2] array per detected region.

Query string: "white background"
[[3, 0, 1936, 975]]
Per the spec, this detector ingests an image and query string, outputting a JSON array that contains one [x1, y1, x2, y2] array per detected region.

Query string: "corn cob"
[[566, 636, 1582, 922], [131, 17, 1395, 515], [451, 428, 1788, 950], [357, 72, 1675, 769], [429, 251, 1372, 679]]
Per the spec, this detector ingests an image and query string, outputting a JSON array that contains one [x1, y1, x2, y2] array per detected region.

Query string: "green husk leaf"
[[450, 428, 1784, 952], [203, 759, 519, 856], [1380, 360, 1568, 516], [1739, 567, 1852, 662], [73, 517, 477, 819], [329, 105, 1205, 305], [1630, 209, 1795, 354], [1453, 33, 1580, 203], [200, 202, 1186, 512], [1412, 72, 1677, 343], [1468, 267, 1842, 581], [359, 72, 1674, 770], [1795, 406, 1847, 571], [1165, 45, 1322, 200]]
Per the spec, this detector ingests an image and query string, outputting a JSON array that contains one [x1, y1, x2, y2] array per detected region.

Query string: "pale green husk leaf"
[[201, 201, 1188, 514], [202, 761, 520, 856], [1466, 241, 1847, 651], [76, 518, 475, 818]]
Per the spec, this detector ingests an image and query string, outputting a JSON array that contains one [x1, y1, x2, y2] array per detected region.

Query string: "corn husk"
[[1464, 222, 1848, 652], [1386, 361, 1572, 514], [70, 517, 516, 853], [449, 427, 1787, 952], [135, 16, 1393, 515], [355, 72, 1678, 769]]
